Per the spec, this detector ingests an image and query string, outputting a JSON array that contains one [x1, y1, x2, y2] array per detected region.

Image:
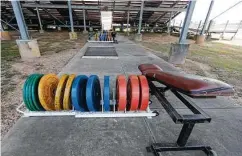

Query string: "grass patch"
[[1, 41, 20, 61], [136, 33, 242, 74], [188, 43, 242, 73]]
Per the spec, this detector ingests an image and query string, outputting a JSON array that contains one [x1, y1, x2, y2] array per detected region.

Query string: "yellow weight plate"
[[63, 74, 76, 110], [54, 74, 69, 110], [38, 74, 59, 111]]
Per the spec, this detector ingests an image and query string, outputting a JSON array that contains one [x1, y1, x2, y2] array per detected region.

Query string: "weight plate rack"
[[17, 73, 157, 118], [87, 31, 117, 43]]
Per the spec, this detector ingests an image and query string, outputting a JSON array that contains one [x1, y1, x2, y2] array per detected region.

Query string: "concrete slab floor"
[[2, 36, 242, 156]]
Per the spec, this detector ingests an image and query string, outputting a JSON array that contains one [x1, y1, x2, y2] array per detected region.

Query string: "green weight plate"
[[27, 74, 40, 111], [23, 76, 32, 111], [24, 74, 38, 111], [27, 75, 38, 111], [31, 74, 45, 111]]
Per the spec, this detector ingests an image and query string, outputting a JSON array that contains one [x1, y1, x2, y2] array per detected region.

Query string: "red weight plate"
[[127, 75, 140, 111], [116, 75, 127, 111], [138, 75, 149, 111]]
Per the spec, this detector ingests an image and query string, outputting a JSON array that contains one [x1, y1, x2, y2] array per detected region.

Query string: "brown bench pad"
[[138, 64, 163, 74], [138, 64, 234, 97]]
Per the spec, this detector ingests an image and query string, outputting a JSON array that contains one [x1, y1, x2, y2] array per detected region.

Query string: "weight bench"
[[138, 64, 234, 156]]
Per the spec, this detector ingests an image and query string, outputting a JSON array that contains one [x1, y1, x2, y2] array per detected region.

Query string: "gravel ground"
[[1, 32, 87, 138]]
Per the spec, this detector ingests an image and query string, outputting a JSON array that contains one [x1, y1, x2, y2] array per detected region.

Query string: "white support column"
[[68, 0, 77, 39], [83, 9, 88, 34], [126, 9, 130, 35], [138, 0, 144, 34], [169, 0, 197, 65], [135, 0, 144, 41], [68, 0, 74, 32]]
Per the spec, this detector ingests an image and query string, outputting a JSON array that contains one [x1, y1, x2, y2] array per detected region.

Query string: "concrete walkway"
[[2, 36, 242, 156]]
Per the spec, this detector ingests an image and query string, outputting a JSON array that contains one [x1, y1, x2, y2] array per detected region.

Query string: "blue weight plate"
[[103, 33, 106, 41], [86, 75, 101, 112], [103, 76, 110, 111], [71, 75, 88, 111]]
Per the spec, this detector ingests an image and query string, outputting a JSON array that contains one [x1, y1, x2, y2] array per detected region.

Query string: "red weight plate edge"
[[128, 75, 140, 111], [116, 75, 127, 111], [138, 75, 149, 111]]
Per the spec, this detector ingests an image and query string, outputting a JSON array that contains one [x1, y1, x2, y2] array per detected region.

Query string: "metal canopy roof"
[[1, 0, 189, 27]]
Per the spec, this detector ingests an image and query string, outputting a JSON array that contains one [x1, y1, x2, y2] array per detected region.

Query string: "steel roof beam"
[[42, 8, 69, 29], [152, 0, 182, 24], [13, 4, 186, 12]]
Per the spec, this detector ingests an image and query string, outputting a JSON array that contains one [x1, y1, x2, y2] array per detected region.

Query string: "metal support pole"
[[126, 9, 130, 34], [1, 19, 20, 32], [8, 17, 15, 23], [138, 0, 144, 34], [168, 12, 173, 34], [206, 20, 213, 34], [11, 0, 29, 40], [68, 0, 74, 32], [1, 19, 19, 32], [196, 20, 202, 35], [44, 9, 68, 28], [221, 20, 229, 39], [36, 7, 43, 31], [83, 9, 86, 31], [0, 22, 3, 31], [200, 0, 214, 35], [179, 20, 182, 32], [179, 0, 196, 44], [232, 20, 242, 40]]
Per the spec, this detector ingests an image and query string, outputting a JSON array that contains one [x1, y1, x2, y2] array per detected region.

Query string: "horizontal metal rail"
[[2, 3, 186, 12], [18, 107, 157, 118], [17, 89, 157, 118]]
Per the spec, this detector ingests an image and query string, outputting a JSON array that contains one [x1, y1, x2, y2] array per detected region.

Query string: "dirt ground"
[[1, 31, 87, 137], [135, 33, 242, 105]]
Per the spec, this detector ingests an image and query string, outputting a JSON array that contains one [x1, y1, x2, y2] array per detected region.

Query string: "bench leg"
[[147, 144, 213, 156], [147, 123, 216, 156], [177, 123, 195, 146]]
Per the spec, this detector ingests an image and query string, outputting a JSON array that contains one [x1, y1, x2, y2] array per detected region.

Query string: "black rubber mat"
[[84, 47, 118, 56]]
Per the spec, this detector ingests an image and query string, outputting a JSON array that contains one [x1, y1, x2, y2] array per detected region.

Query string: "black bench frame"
[[147, 78, 216, 156]]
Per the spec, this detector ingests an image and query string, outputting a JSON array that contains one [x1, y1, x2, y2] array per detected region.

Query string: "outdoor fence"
[[172, 19, 242, 40]]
